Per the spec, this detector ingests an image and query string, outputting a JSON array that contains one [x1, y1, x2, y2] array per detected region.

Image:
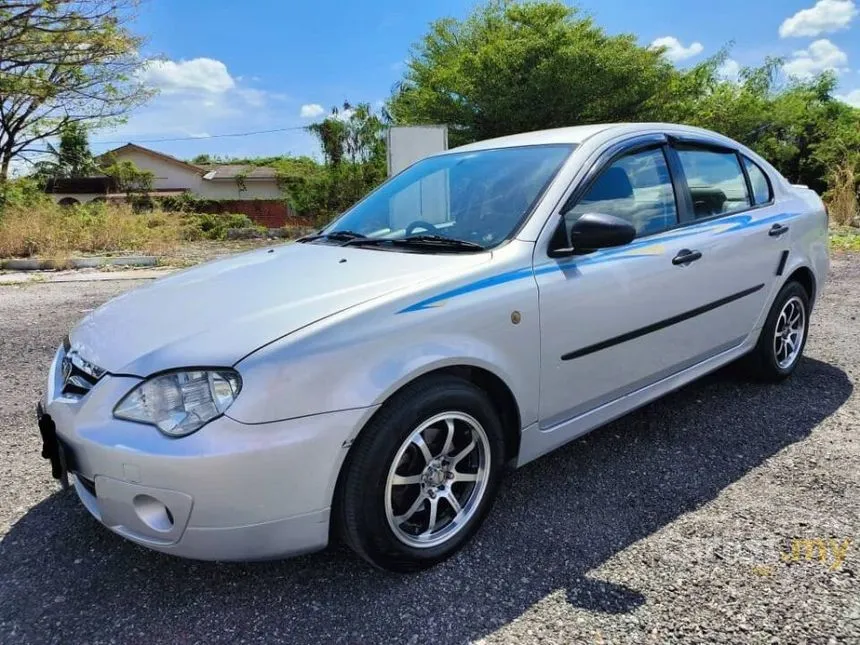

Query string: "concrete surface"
[[0, 267, 176, 285]]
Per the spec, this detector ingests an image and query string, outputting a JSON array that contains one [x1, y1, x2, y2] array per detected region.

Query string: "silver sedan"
[[38, 123, 828, 571]]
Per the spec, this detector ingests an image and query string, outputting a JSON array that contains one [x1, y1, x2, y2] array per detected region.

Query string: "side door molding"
[[560, 283, 765, 361]]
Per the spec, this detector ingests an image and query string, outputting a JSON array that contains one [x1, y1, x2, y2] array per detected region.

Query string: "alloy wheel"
[[384, 412, 491, 549], [773, 295, 806, 369]]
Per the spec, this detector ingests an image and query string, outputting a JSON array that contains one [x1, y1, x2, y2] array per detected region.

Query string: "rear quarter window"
[[742, 156, 773, 205]]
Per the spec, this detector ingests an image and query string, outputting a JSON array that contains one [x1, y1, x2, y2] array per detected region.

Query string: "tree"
[[0, 0, 155, 179], [33, 121, 98, 178], [307, 106, 349, 166], [388, 0, 858, 203], [283, 102, 387, 222], [387, 0, 681, 146], [669, 64, 859, 193], [101, 157, 153, 195], [306, 102, 387, 166]]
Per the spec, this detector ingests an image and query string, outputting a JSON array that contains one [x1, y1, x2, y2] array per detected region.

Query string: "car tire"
[[745, 280, 810, 382], [334, 374, 506, 572]]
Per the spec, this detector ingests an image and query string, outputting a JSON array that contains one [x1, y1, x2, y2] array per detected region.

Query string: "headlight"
[[114, 370, 242, 437]]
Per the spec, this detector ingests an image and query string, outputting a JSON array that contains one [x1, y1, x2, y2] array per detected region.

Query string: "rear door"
[[665, 139, 788, 347]]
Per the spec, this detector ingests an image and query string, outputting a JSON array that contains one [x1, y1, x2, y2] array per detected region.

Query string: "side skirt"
[[515, 336, 756, 468]]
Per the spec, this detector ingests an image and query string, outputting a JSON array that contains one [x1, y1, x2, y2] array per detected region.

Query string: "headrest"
[[586, 166, 633, 202]]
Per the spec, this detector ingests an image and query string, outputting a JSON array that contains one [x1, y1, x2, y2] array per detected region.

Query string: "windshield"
[[317, 144, 573, 251]]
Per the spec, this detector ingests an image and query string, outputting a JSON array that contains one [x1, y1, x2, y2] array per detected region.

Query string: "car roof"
[[451, 124, 617, 151], [448, 122, 730, 152]]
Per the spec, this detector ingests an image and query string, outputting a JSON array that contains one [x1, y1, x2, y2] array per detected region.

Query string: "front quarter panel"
[[227, 242, 541, 427]]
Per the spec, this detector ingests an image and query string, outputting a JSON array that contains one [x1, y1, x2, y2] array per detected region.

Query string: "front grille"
[[60, 337, 105, 398]]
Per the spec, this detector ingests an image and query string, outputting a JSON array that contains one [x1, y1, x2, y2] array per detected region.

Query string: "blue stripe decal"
[[398, 267, 536, 313], [398, 247, 654, 313], [397, 212, 796, 313]]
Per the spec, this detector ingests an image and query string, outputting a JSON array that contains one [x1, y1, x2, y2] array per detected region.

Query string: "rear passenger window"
[[565, 147, 677, 237], [676, 148, 751, 218], [742, 156, 772, 205]]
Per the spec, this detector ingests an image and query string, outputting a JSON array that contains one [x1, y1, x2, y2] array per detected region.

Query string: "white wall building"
[[48, 143, 283, 205]]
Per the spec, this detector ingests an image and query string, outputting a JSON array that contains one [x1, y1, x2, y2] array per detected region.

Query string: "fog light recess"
[[133, 494, 175, 532]]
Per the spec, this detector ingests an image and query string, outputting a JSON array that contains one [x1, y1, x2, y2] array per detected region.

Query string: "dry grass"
[[0, 202, 185, 259], [826, 159, 860, 227]]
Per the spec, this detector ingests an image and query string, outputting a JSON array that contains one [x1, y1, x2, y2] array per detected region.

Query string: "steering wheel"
[[404, 220, 438, 236]]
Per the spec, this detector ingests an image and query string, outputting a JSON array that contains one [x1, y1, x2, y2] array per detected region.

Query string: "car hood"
[[69, 242, 490, 375]]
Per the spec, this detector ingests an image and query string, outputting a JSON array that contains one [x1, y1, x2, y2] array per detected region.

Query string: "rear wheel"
[[335, 374, 505, 572], [745, 281, 810, 381]]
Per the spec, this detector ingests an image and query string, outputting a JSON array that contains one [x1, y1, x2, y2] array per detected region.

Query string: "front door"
[[535, 141, 741, 429]]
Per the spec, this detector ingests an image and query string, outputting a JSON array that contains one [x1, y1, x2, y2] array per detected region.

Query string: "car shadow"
[[0, 358, 852, 644]]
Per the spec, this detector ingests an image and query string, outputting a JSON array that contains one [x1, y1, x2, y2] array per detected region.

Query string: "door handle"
[[769, 223, 789, 237], [672, 249, 702, 266]]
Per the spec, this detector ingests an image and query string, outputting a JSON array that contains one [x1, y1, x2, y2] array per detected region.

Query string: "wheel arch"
[[366, 363, 522, 464], [785, 265, 816, 306], [431, 365, 522, 464], [329, 363, 522, 544]]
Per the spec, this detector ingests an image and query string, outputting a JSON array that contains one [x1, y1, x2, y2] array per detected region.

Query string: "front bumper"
[[41, 345, 377, 561]]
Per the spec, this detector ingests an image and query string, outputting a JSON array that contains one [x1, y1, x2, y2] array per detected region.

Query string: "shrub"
[[178, 213, 261, 240], [225, 227, 266, 240], [155, 193, 221, 213], [0, 177, 51, 211]]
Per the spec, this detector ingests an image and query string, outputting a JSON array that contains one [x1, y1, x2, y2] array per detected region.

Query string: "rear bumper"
[[42, 345, 378, 561]]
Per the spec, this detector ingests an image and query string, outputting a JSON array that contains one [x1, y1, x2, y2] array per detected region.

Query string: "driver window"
[[389, 168, 451, 231], [565, 147, 678, 237]]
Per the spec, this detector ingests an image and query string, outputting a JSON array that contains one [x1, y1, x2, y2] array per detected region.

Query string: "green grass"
[[830, 227, 860, 252]]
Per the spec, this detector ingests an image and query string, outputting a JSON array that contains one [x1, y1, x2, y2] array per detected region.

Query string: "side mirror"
[[551, 212, 636, 256]]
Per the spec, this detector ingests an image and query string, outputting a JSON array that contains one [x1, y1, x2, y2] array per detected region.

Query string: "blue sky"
[[91, 0, 860, 161]]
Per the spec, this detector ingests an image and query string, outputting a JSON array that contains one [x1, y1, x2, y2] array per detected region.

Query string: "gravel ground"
[[0, 254, 858, 645]]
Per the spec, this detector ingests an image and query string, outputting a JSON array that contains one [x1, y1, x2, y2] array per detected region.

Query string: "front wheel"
[[745, 280, 810, 381], [335, 374, 505, 572]]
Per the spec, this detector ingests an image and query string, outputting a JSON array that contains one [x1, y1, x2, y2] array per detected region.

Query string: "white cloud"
[[237, 88, 267, 108], [299, 103, 325, 118], [779, 0, 857, 37], [836, 88, 860, 106], [138, 58, 235, 94], [95, 57, 290, 150], [783, 39, 849, 78], [650, 36, 704, 62], [718, 58, 741, 81]]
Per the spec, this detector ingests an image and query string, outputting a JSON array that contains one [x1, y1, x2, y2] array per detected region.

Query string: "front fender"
[[227, 268, 541, 427]]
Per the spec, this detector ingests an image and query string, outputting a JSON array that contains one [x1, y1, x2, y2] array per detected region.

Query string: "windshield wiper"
[[345, 234, 485, 252], [297, 230, 367, 244], [400, 234, 485, 250]]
